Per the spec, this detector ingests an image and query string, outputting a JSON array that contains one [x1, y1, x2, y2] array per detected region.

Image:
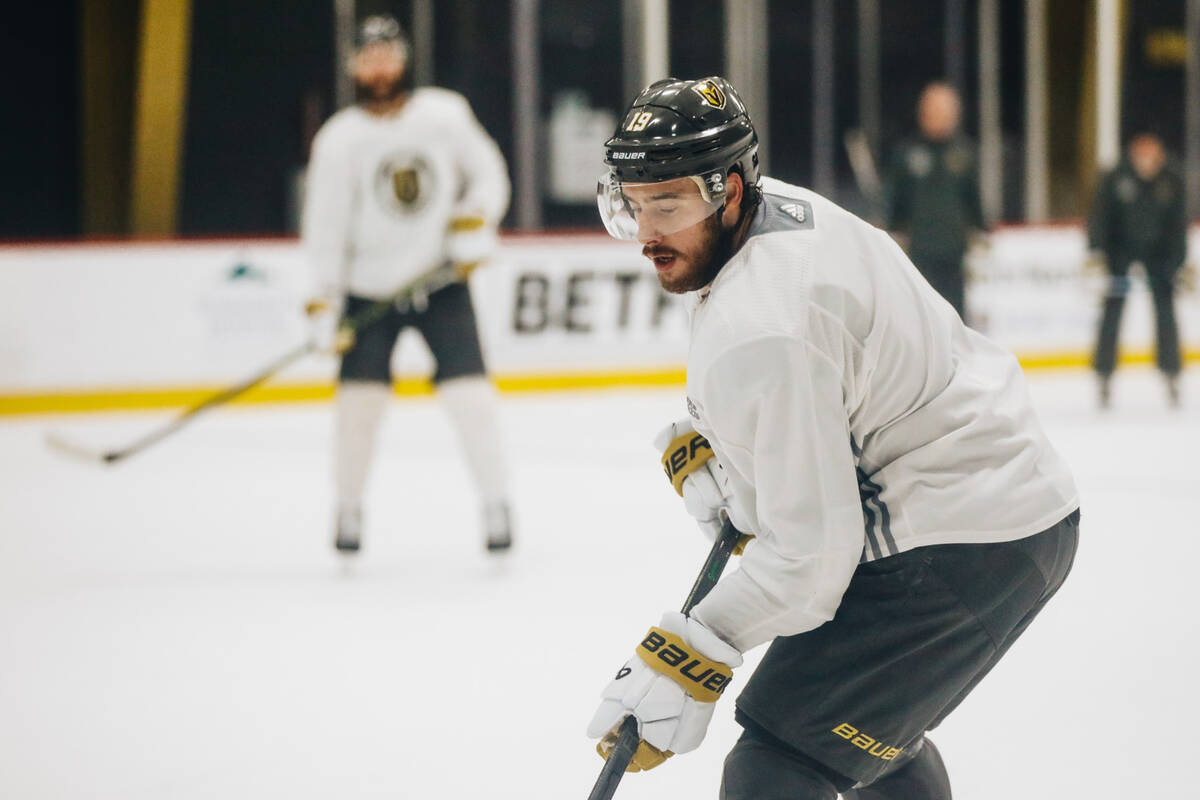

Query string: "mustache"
[[643, 246, 680, 259]]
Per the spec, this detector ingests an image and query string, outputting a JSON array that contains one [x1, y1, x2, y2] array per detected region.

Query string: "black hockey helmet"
[[598, 77, 761, 241]]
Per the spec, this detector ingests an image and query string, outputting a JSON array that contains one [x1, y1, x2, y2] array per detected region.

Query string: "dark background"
[[0, 0, 1190, 238]]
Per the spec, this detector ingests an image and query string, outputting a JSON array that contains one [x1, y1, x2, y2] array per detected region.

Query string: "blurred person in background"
[[1088, 132, 1187, 409], [883, 82, 987, 320], [303, 15, 514, 554]]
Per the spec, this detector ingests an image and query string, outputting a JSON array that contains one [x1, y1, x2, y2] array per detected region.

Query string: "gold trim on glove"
[[636, 626, 734, 703], [447, 215, 486, 232], [596, 734, 673, 772], [660, 431, 714, 496]]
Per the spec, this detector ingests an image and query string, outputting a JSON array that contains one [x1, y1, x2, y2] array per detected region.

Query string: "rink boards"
[[1, 227, 1197, 413]]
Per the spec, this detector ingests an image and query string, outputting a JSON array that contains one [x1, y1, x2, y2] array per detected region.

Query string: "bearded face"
[[642, 212, 726, 294], [621, 176, 738, 295], [352, 42, 407, 104]]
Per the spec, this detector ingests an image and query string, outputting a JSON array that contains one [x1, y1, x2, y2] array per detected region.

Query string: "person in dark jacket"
[[884, 82, 987, 319], [1089, 133, 1186, 408]]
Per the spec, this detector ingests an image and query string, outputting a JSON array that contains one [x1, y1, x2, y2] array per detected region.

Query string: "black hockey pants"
[[1093, 261, 1181, 377]]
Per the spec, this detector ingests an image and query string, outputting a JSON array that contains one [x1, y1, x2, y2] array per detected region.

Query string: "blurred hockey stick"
[[844, 128, 884, 224], [44, 263, 464, 465], [587, 519, 747, 800]]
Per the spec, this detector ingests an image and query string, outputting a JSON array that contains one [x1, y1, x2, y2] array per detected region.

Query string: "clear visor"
[[596, 173, 724, 241]]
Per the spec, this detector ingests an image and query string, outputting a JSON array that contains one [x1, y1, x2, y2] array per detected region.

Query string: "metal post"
[[512, 0, 542, 230], [333, 0, 355, 110], [623, 0, 669, 105], [812, 0, 835, 195], [643, 0, 669, 87], [1096, 0, 1121, 169], [944, 0, 966, 90], [622, 0, 642, 104], [411, 0, 434, 87], [857, 0, 881, 160], [725, 0, 768, 172], [1187, 0, 1200, 221], [978, 0, 1002, 224], [1024, 0, 1049, 222]]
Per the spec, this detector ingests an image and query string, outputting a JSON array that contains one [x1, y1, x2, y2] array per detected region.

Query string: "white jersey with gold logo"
[[302, 88, 510, 300], [686, 177, 1078, 653]]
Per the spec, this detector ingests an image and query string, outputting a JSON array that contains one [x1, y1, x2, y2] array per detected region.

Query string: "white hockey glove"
[[655, 419, 752, 551], [303, 296, 354, 354], [588, 611, 742, 772], [445, 215, 497, 280]]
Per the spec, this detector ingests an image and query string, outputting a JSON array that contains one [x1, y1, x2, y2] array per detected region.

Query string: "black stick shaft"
[[103, 341, 314, 462], [586, 519, 743, 800], [91, 265, 459, 464]]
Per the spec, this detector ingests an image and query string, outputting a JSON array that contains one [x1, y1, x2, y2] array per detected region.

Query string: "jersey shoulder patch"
[[746, 193, 816, 242], [779, 201, 811, 225]]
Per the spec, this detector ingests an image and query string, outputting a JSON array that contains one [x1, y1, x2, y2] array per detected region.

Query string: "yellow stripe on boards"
[[0, 352, 1196, 416]]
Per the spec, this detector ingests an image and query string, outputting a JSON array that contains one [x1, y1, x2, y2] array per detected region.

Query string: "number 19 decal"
[[626, 111, 653, 132]]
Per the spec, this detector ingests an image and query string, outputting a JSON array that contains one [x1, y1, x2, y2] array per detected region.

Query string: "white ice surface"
[[2, 368, 1198, 799]]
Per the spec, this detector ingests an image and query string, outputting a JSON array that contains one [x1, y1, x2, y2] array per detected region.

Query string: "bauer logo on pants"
[[831, 723, 903, 761]]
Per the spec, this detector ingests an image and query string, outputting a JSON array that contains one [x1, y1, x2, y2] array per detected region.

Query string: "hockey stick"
[[44, 264, 463, 465], [587, 519, 745, 800]]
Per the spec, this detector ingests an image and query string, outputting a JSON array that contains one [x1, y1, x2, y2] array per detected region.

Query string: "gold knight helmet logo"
[[392, 168, 420, 206], [692, 79, 727, 109]]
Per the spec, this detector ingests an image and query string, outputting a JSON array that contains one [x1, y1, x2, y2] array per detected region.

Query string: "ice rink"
[[2, 367, 1198, 799]]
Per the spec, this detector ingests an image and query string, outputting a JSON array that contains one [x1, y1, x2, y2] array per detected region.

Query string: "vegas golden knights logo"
[[374, 153, 432, 215], [392, 168, 420, 206], [692, 79, 727, 109]]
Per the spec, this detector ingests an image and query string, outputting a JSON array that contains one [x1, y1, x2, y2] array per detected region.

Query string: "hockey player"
[[1088, 132, 1187, 408], [588, 77, 1079, 798], [883, 82, 987, 319], [303, 16, 514, 554]]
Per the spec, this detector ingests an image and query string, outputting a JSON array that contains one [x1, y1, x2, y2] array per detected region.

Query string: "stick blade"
[[43, 431, 122, 465]]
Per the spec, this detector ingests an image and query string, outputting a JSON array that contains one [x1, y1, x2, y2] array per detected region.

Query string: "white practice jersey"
[[686, 177, 1078, 653], [302, 88, 510, 300]]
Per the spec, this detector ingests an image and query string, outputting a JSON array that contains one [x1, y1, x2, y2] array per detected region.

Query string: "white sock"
[[334, 381, 391, 509], [437, 375, 510, 507]]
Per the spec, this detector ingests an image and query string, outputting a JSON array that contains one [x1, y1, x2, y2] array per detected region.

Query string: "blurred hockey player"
[[303, 15, 514, 554], [587, 77, 1079, 799], [1088, 132, 1187, 408], [883, 82, 987, 319]]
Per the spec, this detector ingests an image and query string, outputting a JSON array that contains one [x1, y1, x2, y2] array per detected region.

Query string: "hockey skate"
[[484, 502, 513, 553], [335, 505, 362, 553], [1098, 374, 1112, 409]]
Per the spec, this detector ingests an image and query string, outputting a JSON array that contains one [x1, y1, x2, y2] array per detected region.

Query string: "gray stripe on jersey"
[[858, 467, 897, 559], [864, 474, 898, 556], [858, 466, 885, 561]]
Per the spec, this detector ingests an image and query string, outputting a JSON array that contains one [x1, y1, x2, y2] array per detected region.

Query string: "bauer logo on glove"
[[661, 431, 714, 496], [654, 418, 754, 551], [587, 612, 743, 771], [638, 627, 733, 701]]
